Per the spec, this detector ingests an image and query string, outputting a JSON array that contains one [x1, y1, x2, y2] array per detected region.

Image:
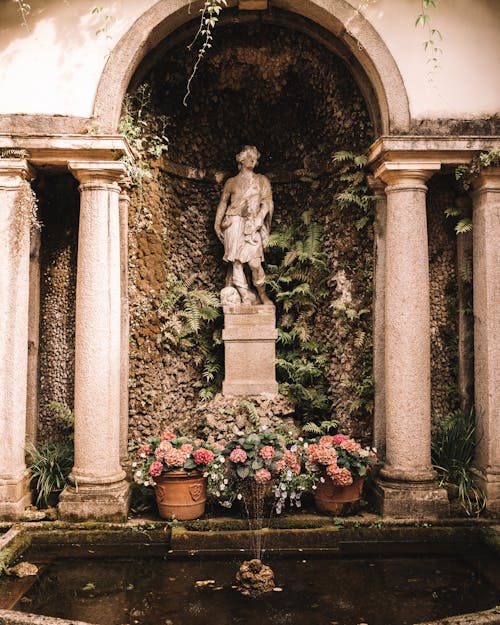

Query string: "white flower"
[[237, 493, 243, 500], [223, 478, 228, 484], [320, 477, 325, 483], [135, 470, 142, 478], [143, 481, 150, 487], [312, 485, 317, 490], [220, 484, 225, 491], [303, 442, 308, 449], [373, 447, 377, 453], [140, 453, 146, 458], [291, 444, 297, 452], [298, 437, 303, 442], [132, 462, 137, 468], [281, 483, 287, 491]]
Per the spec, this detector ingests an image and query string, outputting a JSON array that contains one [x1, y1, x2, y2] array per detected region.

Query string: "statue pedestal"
[[222, 304, 278, 396]]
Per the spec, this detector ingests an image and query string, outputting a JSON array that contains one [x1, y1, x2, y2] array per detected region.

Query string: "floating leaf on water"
[[195, 579, 216, 587]]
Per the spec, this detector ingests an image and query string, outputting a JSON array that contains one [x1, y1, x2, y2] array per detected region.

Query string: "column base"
[[58, 479, 130, 522], [373, 478, 449, 519], [0, 471, 32, 520], [473, 468, 500, 517]]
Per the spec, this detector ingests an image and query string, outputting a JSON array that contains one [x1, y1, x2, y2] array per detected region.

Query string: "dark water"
[[16, 554, 499, 625]]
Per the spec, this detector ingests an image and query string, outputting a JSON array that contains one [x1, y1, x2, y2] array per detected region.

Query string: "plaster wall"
[[0, 0, 498, 122]]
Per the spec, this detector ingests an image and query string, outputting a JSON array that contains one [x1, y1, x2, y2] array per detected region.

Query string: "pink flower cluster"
[[259, 445, 275, 460], [326, 463, 353, 486], [306, 434, 362, 487], [283, 450, 301, 475], [229, 447, 248, 463], [148, 460, 163, 477], [193, 448, 215, 466], [160, 431, 176, 441], [254, 468, 272, 484], [164, 447, 187, 468], [137, 444, 151, 458]]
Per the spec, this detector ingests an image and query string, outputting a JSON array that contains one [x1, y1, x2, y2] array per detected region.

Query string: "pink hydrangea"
[[148, 461, 163, 477], [164, 447, 187, 468], [254, 468, 272, 484], [326, 464, 353, 486], [193, 448, 215, 466], [154, 440, 173, 460], [194, 439, 203, 447], [137, 444, 151, 458], [180, 443, 194, 453], [229, 447, 248, 463], [259, 445, 276, 460], [319, 435, 335, 447], [275, 458, 286, 472], [283, 450, 301, 475], [332, 434, 349, 445], [340, 439, 362, 454], [213, 441, 225, 452], [315, 445, 338, 466], [160, 431, 176, 441], [307, 443, 320, 462]]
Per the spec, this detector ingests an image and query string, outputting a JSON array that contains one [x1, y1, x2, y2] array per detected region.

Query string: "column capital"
[[374, 161, 441, 187], [471, 166, 500, 195], [366, 174, 386, 197], [68, 160, 127, 185], [0, 159, 36, 188]]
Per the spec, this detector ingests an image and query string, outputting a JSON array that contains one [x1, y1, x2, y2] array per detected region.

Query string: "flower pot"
[[154, 471, 207, 520], [313, 476, 364, 515]]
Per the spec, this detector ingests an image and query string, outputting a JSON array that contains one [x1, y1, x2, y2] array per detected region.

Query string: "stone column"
[[367, 176, 387, 458], [0, 159, 35, 519], [59, 161, 130, 521], [119, 185, 130, 466], [26, 226, 42, 446], [471, 167, 500, 515], [373, 162, 448, 518]]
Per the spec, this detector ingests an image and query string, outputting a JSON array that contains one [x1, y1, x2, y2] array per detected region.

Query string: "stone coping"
[[0, 610, 99, 625]]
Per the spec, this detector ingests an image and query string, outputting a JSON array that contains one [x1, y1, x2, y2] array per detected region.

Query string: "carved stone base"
[[373, 478, 449, 519], [222, 304, 278, 397], [0, 471, 31, 520], [473, 468, 500, 517], [58, 480, 130, 521]]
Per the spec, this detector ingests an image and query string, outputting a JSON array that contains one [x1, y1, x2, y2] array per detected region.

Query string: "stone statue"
[[215, 145, 273, 306]]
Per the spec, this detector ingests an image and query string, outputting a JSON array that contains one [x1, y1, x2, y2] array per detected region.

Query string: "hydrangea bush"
[[132, 431, 218, 486], [304, 433, 378, 489], [210, 428, 310, 515]]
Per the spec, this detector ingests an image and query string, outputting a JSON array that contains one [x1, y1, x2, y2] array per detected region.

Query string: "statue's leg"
[[249, 259, 271, 305], [232, 261, 254, 304]]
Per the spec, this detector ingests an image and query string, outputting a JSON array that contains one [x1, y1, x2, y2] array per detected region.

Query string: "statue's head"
[[236, 145, 260, 170]]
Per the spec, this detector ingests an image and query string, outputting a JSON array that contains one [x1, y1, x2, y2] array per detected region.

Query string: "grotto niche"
[[124, 20, 378, 445]]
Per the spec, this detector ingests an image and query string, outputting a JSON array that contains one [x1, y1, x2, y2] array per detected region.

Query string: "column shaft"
[[59, 162, 129, 521], [472, 168, 500, 515], [119, 187, 130, 465], [0, 159, 35, 519], [368, 176, 387, 458], [373, 164, 448, 518]]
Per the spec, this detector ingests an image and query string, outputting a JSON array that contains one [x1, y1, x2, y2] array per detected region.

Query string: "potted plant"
[[304, 432, 378, 515], [213, 427, 308, 518], [132, 431, 216, 520]]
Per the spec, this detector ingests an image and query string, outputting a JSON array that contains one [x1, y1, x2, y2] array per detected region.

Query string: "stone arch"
[[93, 0, 410, 134]]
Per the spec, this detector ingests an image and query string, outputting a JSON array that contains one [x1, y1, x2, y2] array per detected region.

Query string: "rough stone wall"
[[36, 174, 79, 441], [127, 23, 376, 443], [427, 176, 460, 423], [34, 23, 461, 447]]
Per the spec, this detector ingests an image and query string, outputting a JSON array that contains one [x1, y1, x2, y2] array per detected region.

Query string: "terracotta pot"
[[313, 476, 364, 515], [154, 471, 207, 520]]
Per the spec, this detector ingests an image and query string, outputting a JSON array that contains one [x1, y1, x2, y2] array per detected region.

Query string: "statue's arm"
[[258, 176, 273, 245], [215, 180, 231, 242]]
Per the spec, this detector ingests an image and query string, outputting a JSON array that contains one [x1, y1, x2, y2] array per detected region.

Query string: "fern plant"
[[158, 273, 222, 399], [266, 211, 331, 420]]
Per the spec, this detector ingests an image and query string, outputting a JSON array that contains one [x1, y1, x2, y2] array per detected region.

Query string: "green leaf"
[[236, 465, 250, 479], [455, 218, 473, 234]]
